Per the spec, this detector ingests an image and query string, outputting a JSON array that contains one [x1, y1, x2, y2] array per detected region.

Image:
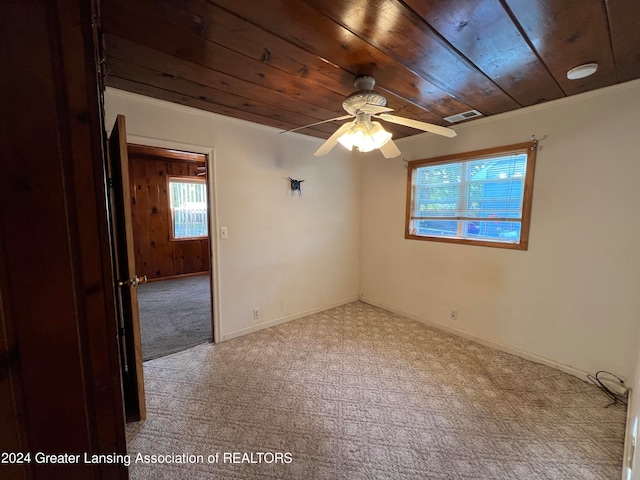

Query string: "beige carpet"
[[126, 302, 626, 479]]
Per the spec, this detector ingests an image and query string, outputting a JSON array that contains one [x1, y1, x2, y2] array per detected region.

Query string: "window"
[[168, 177, 208, 239], [406, 141, 537, 249]]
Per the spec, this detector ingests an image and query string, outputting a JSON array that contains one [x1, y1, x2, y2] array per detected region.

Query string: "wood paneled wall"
[[128, 145, 210, 281]]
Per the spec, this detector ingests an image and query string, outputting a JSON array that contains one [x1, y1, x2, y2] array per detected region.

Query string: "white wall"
[[105, 88, 360, 339], [360, 80, 640, 381], [106, 81, 640, 476]]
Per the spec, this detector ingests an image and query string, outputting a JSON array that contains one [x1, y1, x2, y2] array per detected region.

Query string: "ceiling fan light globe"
[[353, 129, 366, 143], [353, 124, 373, 152], [356, 136, 377, 153], [338, 123, 364, 150], [369, 122, 392, 148], [337, 120, 392, 153], [337, 135, 354, 151], [337, 130, 355, 150]]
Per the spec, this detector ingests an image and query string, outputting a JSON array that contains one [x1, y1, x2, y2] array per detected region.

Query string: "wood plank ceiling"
[[101, 0, 640, 140]]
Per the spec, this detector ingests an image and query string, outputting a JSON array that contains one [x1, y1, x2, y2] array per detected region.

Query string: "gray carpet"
[[127, 302, 626, 479], [137, 275, 212, 361]]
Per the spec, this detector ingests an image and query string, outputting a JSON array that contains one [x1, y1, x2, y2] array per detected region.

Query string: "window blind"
[[169, 179, 208, 239], [406, 142, 536, 248]]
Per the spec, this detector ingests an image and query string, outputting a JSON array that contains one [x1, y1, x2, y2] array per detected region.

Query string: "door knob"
[[118, 275, 148, 288]]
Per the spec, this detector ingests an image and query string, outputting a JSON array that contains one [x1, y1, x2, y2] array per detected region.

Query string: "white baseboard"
[[359, 296, 591, 382], [221, 297, 359, 341], [622, 388, 635, 480]]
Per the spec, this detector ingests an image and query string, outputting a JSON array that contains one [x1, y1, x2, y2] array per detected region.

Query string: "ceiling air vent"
[[444, 109, 483, 123]]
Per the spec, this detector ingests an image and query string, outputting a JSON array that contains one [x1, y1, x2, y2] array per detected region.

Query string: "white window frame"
[[168, 176, 208, 241]]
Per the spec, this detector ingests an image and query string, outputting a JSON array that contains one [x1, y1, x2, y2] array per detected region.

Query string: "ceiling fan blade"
[[281, 115, 353, 134], [313, 121, 355, 156], [359, 105, 394, 115], [376, 114, 457, 138], [379, 139, 401, 158]]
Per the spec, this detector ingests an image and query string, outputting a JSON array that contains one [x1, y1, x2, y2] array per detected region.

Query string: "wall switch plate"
[[220, 226, 228, 239]]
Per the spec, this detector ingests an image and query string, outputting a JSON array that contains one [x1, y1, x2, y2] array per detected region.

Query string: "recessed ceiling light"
[[567, 63, 598, 80]]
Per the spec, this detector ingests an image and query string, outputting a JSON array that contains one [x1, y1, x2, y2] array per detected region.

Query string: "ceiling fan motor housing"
[[342, 75, 387, 115]]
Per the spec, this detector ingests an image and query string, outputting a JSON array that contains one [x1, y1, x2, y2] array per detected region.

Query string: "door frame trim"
[[121, 134, 221, 344]]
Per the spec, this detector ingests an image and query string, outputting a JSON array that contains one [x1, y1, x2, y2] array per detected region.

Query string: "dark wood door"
[[108, 115, 146, 422]]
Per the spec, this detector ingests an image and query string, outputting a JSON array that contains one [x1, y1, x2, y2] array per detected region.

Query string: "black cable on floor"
[[587, 370, 627, 408]]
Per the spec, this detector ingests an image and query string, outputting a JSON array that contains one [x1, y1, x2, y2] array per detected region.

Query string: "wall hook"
[[287, 177, 304, 196]]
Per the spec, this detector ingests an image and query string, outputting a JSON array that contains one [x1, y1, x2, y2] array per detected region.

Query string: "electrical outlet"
[[449, 308, 458, 320], [253, 308, 260, 320]]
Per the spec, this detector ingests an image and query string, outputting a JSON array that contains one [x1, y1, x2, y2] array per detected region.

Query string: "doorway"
[[126, 144, 215, 361]]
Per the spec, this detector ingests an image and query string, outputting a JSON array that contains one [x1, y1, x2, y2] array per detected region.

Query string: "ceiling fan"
[[284, 76, 457, 158]]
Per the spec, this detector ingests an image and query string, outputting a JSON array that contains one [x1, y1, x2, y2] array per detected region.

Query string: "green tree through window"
[[406, 142, 537, 250]]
